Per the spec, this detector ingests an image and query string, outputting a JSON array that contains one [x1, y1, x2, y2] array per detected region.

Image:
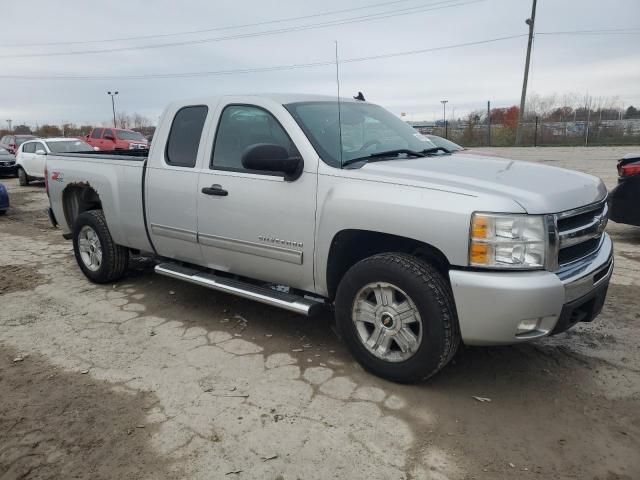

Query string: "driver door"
[[196, 102, 317, 292]]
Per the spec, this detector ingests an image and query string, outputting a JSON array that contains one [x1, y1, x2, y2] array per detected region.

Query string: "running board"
[[155, 262, 324, 316]]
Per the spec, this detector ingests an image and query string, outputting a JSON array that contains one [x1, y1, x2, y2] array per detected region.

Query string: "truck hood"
[[360, 152, 607, 214]]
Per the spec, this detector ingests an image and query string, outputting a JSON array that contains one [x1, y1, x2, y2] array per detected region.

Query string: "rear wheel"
[[335, 253, 460, 383], [17, 167, 29, 186], [73, 210, 129, 283]]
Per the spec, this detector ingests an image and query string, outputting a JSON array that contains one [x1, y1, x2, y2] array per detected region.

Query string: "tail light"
[[44, 164, 49, 196], [619, 163, 640, 178]]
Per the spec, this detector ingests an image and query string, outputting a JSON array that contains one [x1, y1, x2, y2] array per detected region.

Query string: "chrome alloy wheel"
[[351, 282, 423, 362], [78, 225, 103, 272]]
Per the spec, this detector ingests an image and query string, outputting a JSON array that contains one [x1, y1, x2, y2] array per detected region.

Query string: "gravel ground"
[[1, 146, 639, 480]]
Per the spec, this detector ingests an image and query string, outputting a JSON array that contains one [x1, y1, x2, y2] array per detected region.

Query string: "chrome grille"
[[555, 200, 608, 268]]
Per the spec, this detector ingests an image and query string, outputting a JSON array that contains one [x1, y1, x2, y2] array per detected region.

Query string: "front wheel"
[[72, 210, 129, 283], [335, 253, 460, 383], [17, 167, 29, 186]]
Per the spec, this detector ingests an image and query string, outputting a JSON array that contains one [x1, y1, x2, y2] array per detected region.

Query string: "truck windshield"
[[46, 140, 93, 153], [285, 101, 438, 168], [117, 130, 146, 141]]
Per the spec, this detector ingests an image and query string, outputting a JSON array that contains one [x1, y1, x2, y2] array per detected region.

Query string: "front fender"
[[313, 170, 523, 297]]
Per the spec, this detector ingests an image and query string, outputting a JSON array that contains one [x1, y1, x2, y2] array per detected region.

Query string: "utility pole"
[[487, 101, 491, 146], [107, 91, 119, 128], [440, 100, 448, 138], [515, 0, 537, 145], [6, 119, 12, 132]]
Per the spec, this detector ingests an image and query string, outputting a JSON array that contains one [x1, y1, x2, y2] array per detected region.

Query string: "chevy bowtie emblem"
[[594, 214, 607, 234]]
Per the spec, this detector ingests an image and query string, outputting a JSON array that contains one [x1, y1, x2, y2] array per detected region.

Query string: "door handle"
[[201, 184, 228, 196]]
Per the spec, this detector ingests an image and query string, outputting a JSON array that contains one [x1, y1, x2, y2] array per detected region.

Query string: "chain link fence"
[[415, 118, 640, 147]]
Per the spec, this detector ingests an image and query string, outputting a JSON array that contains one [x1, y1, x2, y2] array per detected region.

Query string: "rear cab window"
[[22, 142, 36, 153], [165, 105, 209, 168]]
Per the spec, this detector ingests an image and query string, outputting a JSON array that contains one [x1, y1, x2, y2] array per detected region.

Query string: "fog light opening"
[[517, 318, 541, 334]]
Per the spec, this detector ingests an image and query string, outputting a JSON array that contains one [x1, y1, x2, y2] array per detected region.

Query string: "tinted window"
[[91, 128, 103, 139], [103, 129, 114, 139], [166, 106, 208, 168], [212, 105, 297, 172], [22, 142, 36, 153], [35, 142, 47, 153]]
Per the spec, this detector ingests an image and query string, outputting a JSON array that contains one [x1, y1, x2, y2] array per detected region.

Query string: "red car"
[[0, 134, 37, 154], [85, 127, 149, 151]]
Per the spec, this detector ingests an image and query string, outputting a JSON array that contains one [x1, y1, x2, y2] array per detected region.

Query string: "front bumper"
[[450, 233, 613, 345], [0, 163, 16, 175]]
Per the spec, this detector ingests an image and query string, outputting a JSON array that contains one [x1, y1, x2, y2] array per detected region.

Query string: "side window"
[[211, 105, 297, 172], [23, 142, 36, 153], [165, 105, 208, 168], [35, 142, 46, 153], [91, 128, 103, 139], [103, 129, 114, 139]]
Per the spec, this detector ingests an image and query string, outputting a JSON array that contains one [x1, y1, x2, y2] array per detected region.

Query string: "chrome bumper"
[[449, 233, 613, 346]]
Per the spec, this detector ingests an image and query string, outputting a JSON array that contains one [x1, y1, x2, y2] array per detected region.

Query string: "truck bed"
[[47, 149, 152, 253]]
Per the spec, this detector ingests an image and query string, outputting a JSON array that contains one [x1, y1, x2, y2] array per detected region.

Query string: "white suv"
[[16, 138, 93, 186]]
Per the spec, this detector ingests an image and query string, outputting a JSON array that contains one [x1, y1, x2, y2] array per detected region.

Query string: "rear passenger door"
[[19, 141, 36, 175], [146, 105, 210, 264]]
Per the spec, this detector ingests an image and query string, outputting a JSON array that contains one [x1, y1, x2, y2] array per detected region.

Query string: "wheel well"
[[326, 229, 451, 299], [62, 185, 102, 230]]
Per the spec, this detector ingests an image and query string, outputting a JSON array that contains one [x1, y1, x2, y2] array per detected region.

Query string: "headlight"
[[469, 213, 546, 269]]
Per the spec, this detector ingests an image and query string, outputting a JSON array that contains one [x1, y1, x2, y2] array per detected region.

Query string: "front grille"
[[555, 200, 607, 267]]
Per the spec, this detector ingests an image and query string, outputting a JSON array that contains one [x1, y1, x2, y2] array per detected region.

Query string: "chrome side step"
[[155, 262, 324, 316]]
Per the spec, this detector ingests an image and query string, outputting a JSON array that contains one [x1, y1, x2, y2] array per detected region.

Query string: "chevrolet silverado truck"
[[45, 94, 613, 382]]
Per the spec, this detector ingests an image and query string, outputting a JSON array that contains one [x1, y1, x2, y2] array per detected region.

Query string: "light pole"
[[6, 119, 12, 132], [107, 91, 119, 128], [440, 100, 448, 138]]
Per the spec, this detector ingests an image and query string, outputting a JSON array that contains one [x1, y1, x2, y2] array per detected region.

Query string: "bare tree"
[[132, 113, 151, 129]]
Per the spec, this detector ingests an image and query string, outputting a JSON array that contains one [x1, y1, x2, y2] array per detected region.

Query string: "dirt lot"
[[1, 146, 639, 480]]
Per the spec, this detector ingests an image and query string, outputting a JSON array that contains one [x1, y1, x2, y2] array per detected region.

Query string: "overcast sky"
[[1, 0, 639, 126]]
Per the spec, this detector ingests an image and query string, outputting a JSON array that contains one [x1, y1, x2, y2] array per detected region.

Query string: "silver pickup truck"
[[46, 94, 613, 382]]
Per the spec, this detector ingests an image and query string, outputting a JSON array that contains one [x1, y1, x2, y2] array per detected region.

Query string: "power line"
[[537, 28, 640, 35], [0, 0, 434, 48], [0, 34, 527, 80], [0, 0, 482, 59]]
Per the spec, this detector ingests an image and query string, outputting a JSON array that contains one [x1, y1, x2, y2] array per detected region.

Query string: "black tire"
[[72, 210, 129, 284], [17, 167, 29, 186], [335, 253, 460, 383]]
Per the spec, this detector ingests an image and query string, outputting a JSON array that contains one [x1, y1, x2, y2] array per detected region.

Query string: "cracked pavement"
[[1, 146, 639, 479]]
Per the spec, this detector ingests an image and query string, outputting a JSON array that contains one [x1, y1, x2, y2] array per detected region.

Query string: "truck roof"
[[166, 93, 366, 110]]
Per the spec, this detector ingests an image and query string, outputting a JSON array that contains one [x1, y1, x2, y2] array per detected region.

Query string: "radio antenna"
[[335, 40, 343, 166]]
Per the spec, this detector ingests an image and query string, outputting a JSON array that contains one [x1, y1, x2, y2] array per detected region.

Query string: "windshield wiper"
[[342, 149, 426, 167], [422, 146, 451, 154]]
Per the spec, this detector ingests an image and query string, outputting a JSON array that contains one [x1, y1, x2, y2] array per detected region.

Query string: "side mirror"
[[35, 149, 47, 155], [241, 143, 303, 181]]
